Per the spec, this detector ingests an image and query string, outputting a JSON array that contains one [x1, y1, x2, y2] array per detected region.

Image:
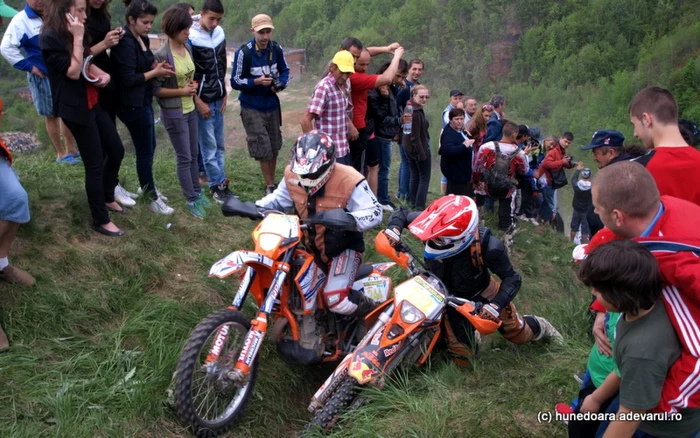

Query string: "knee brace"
[[323, 249, 362, 315]]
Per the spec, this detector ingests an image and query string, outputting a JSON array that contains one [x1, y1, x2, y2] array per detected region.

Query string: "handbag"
[[551, 168, 568, 189]]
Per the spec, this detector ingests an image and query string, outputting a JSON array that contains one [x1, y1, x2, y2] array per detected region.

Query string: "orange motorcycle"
[[305, 230, 502, 433], [173, 198, 397, 437]]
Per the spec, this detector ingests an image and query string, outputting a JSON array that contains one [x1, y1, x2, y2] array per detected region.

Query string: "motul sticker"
[[210, 325, 230, 358]]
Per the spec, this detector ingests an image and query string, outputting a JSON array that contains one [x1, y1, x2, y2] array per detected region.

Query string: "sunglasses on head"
[[482, 104, 494, 111]]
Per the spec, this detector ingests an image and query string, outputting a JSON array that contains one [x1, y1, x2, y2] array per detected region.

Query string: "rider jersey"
[[256, 164, 382, 264], [426, 227, 522, 309]]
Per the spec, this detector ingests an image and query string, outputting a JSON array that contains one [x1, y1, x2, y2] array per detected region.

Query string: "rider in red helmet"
[[386, 194, 562, 366], [256, 130, 383, 317]]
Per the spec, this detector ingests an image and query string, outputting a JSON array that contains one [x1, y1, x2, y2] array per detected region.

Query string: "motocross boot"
[[350, 292, 378, 319], [530, 315, 564, 344]]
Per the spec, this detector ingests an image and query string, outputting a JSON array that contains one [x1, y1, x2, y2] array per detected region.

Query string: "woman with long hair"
[[111, 0, 176, 215], [153, 6, 211, 219], [402, 84, 431, 209], [41, 0, 126, 236]]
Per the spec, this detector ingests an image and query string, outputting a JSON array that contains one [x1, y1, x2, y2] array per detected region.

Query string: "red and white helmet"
[[408, 195, 479, 260]]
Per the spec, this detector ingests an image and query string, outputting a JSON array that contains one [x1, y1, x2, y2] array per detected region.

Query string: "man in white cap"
[[231, 14, 290, 196], [300, 50, 356, 165]]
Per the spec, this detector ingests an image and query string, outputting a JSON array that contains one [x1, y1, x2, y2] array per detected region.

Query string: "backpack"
[[481, 142, 519, 198]]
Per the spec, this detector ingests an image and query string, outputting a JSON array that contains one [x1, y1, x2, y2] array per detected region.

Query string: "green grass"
[[1, 110, 591, 437]]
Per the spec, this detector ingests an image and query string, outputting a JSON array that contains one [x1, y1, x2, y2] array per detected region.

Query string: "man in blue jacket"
[[484, 95, 505, 143], [231, 14, 289, 196]]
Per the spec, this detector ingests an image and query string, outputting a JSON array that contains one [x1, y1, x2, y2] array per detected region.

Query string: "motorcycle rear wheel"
[[174, 308, 259, 437], [305, 375, 358, 434]]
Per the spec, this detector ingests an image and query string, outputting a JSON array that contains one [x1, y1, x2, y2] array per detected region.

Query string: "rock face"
[[1, 132, 39, 153], [487, 15, 523, 82]]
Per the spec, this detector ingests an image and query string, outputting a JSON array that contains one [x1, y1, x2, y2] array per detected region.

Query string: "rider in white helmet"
[[385, 194, 562, 366], [256, 130, 383, 316]]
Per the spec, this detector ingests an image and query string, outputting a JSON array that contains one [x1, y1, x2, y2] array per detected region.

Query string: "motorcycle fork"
[[204, 267, 256, 364], [233, 251, 293, 376]]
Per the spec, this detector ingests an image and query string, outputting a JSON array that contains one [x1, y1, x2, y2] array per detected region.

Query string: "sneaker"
[[573, 372, 585, 385], [516, 214, 528, 221], [187, 201, 205, 219], [211, 180, 236, 204], [114, 185, 137, 207], [138, 187, 168, 202], [56, 155, 80, 164], [380, 203, 394, 213], [264, 184, 276, 196], [149, 197, 175, 215], [530, 315, 564, 344], [197, 192, 212, 208], [528, 218, 540, 226], [199, 172, 209, 184], [0, 264, 36, 287], [116, 183, 139, 199]]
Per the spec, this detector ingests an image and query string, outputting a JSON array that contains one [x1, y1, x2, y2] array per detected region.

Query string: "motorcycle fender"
[[347, 325, 405, 385], [209, 250, 275, 279], [294, 257, 327, 315]]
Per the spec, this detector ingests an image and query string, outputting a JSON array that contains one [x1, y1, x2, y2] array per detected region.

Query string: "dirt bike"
[[173, 198, 398, 437], [305, 230, 503, 433]]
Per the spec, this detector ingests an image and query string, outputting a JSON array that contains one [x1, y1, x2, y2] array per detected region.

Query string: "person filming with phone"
[[440, 107, 476, 196]]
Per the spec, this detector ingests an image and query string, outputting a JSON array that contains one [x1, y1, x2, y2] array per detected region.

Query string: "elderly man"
[[301, 50, 355, 165], [580, 129, 631, 236]]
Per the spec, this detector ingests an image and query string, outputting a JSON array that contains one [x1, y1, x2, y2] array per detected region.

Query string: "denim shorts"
[[0, 157, 30, 223], [27, 73, 55, 117]]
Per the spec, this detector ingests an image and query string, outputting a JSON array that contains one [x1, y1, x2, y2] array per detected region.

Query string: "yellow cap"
[[331, 50, 355, 74], [251, 14, 274, 31]]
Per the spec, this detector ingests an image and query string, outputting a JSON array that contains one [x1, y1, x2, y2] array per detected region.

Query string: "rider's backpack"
[[481, 141, 519, 198]]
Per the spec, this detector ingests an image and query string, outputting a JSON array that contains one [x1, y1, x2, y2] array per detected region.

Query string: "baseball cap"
[[581, 129, 625, 150], [331, 50, 355, 74], [581, 168, 592, 179], [449, 89, 464, 97], [528, 127, 542, 141], [251, 14, 274, 32], [0, 0, 18, 18]]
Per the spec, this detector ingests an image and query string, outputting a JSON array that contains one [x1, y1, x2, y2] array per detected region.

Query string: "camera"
[[566, 155, 575, 166], [270, 72, 285, 92]]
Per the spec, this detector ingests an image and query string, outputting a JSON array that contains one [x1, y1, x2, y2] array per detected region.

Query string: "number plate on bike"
[[257, 214, 300, 238], [394, 276, 444, 318]]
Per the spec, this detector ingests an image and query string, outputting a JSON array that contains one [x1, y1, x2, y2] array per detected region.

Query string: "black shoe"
[[92, 224, 125, 237], [106, 205, 129, 215], [350, 292, 378, 318]]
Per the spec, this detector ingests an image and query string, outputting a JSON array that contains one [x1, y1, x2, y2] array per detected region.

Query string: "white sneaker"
[[528, 218, 540, 226], [149, 197, 174, 215], [380, 204, 394, 213], [516, 214, 528, 221], [138, 187, 168, 202], [114, 185, 136, 207]]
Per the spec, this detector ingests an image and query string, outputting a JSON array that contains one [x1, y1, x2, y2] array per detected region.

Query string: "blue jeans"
[[197, 99, 226, 187], [376, 137, 393, 205], [398, 143, 410, 199], [118, 104, 157, 198], [540, 185, 556, 220]]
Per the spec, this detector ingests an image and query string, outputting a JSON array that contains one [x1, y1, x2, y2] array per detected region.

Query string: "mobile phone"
[[68, 12, 75, 21]]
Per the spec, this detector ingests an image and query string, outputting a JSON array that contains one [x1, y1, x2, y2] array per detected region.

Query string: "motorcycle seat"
[[355, 263, 375, 281]]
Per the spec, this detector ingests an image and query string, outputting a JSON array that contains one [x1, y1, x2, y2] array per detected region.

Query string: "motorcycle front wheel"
[[305, 375, 358, 434], [174, 308, 259, 437]]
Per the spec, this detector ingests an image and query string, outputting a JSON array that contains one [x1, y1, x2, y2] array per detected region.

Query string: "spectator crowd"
[[2, 2, 700, 437]]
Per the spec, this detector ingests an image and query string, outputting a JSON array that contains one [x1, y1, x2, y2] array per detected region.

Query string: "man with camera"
[[231, 14, 290, 196]]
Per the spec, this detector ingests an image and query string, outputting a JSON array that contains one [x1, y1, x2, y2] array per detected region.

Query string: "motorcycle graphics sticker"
[[239, 330, 264, 367], [206, 324, 231, 362], [296, 261, 326, 312], [354, 275, 391, 302], [394, 276, 445, 319], [382, 344, 399, 358]]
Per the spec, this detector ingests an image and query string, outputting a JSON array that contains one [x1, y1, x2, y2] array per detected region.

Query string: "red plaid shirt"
[[307, 73, 353, 158]]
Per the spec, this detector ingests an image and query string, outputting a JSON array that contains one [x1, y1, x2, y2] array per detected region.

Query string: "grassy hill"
[[0, 88, 592, 437]]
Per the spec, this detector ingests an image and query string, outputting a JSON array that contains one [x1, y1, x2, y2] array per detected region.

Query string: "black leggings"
[[63, 105, 125, 226]]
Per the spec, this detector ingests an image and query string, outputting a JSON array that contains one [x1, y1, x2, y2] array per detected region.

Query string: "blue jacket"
[[230, 39, 289, 112], [484, 112, 503, 143], [0, 4, 46, 74], [439, 125, 472, 183]]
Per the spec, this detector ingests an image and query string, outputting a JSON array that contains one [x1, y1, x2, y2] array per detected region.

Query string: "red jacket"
[[586, 196, 700, 412], [538, 144, 573, 183]]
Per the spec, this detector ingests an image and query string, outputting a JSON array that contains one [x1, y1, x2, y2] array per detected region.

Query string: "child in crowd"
[[573, 240, 700, 438], [570, 163, 592, 243]]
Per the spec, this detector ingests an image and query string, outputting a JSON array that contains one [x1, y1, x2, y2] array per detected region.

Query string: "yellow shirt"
[[172, 49, 195, 114]]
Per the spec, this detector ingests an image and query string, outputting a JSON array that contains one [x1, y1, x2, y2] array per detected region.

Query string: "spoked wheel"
[[174, 309, 259, 437]]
